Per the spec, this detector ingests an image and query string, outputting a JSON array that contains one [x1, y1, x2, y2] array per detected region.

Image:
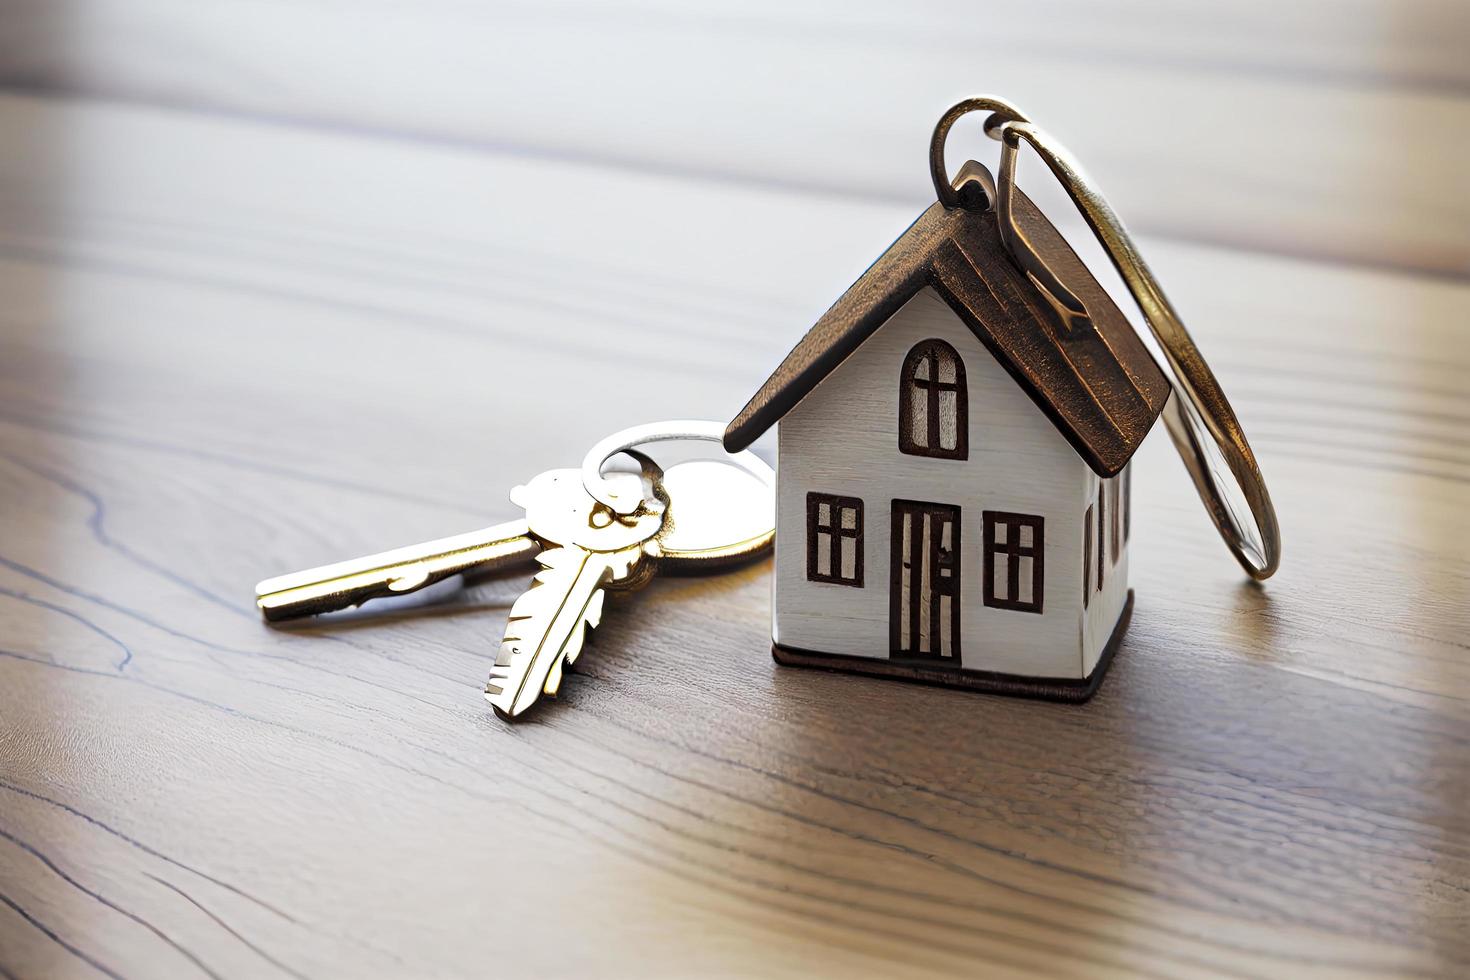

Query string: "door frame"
[[889, 499, 961, 661]]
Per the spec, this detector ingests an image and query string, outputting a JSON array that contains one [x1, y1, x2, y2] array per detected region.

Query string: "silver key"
[[484, 461, 667, 719]]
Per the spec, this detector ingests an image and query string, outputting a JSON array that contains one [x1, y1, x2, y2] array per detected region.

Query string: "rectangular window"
[[983, 511, 1044, 614], [1123, 466, 1132, 544], [1109, 478, 1122, 565], [1083, 504, 1093, 607], [807, 492, 863, 586]]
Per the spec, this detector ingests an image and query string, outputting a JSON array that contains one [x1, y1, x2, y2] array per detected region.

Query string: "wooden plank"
[[0, 2, 1467, 275], [0, 93, 1466, 976]]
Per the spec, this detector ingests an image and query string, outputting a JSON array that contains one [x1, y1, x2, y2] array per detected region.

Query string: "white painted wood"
[[774, 287, 1129, 681], [1082, 469, 1132, 676]]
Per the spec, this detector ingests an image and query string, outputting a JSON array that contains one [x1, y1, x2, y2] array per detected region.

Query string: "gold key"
[[484, 462, 669, 718], [253, 468, 661, 624], [253, 420, 776, 719], [254, 521, 539, 622], [254, 428, 775, 622]]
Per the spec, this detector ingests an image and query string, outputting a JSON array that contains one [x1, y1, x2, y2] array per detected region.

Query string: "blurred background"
[[0, 0, 1466, 589], [0, 1, 1465, 561], [1, 0, 1466, 275], [0, 0, 1465, 497]]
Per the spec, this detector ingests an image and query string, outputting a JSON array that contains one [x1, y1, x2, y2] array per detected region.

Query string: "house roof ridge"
[[723, 188, 1170, 478]]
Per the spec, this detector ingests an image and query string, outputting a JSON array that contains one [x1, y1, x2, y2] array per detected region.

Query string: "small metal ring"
[[930, 95, 1031, 209], [582, 420, 775, 516]]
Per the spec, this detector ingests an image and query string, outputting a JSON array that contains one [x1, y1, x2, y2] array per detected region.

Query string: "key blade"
[[567, 589, 605, 668], [256, 518, 537, 622], [485, 547, 638, 718], [485, 548, 600, 717], [486, 455, 666, 719]]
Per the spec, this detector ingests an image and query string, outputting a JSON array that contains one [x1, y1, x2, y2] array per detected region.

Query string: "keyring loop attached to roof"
[[929, 95, 1030, 209], [930, 97, 1282, 580]]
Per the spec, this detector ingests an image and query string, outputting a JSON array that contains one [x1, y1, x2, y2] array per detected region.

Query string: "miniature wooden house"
[[723, 172, 1171, 700]]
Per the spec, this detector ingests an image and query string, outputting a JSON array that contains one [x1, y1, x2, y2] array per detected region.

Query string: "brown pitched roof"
[[722, 185, 1170, 478]]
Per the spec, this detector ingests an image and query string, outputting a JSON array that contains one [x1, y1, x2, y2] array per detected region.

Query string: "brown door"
[[890, 500, 961, 661]]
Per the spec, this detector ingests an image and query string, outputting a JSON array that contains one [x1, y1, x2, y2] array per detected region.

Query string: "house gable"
[[726, 185, 1170, 478]]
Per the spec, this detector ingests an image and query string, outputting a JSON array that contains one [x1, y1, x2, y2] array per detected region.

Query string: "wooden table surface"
[[1, 4, 1467, 977]]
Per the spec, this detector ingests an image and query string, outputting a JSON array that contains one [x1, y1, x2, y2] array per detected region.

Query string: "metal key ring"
[[931, 96, 1280, 580], [582, 420, 775, 516], [929, 94, 1031, 209]]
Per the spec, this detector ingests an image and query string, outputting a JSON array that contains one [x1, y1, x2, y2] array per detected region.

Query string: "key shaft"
[[255, 519, 538, 622]]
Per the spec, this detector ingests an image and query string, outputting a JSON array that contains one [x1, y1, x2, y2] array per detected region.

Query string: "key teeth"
[[544, 655, 564, 697], [561, 626, 589, 670], [485, 678, 532, 720], [534, 548, 579, 572], [485, 693, 517, 721], [486, 540, 650, 720], [584, 590, 605, 631]]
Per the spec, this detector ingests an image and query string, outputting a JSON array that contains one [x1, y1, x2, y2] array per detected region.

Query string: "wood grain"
[[0, 90, 1467, 977], [0, 1, 1467, 276]]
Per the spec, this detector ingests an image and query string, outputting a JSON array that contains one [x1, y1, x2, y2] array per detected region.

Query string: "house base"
[[772, 590, 1133, 703]]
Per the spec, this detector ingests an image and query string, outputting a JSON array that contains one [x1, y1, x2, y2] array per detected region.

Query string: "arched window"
[[899, 339, 967, 459]]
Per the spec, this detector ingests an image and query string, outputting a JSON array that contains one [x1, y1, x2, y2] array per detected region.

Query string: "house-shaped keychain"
[[722, 97, 1281, 701]]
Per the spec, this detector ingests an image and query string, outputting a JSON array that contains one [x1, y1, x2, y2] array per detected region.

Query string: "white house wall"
[[1082, 468, 1132, 676], [773, 287, 1097, 680]]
